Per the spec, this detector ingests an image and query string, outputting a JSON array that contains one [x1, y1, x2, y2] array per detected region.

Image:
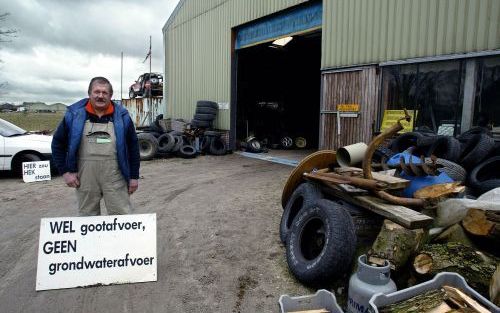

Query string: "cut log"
[[442, 285, 490, 313], [378, 288, 447, 313], [413, 242, 500, 297], [413, 182, 466, 204], [462, 209, 500, 243], [434, 224, 476, 248], [368, 219, 426, 271]]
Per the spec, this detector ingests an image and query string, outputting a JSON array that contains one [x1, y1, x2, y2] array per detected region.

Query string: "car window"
[[0, 118, 27, 137]]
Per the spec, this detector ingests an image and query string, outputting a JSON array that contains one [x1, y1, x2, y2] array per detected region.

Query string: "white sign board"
[[36, 214, 157, 291], [23, 161, 51, 183]]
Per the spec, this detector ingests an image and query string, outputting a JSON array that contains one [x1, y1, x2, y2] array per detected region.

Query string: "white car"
[[0, 118, 53, 176]]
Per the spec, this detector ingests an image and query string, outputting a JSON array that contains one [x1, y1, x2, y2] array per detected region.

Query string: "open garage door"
[[233, 1, 322, 150]]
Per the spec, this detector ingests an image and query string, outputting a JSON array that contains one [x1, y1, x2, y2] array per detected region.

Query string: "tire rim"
[[299, 217, 325, 260], [281, 136, 293, 148], [249, 140, 261, 151], [295, 137, 306, 148]]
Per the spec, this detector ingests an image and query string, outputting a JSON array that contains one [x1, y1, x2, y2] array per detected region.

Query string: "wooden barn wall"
[[320, 66, 380, 150]]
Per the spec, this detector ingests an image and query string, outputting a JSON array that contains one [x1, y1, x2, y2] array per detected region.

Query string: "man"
[[52, 77, 140, 216]]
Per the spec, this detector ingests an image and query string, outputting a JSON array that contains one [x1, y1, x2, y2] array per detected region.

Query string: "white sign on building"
[[36, 214, 157, 291], [22, 161, 51, 183]]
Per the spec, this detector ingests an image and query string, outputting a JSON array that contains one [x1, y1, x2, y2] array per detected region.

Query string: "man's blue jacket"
[[51, 98, 140, 184]]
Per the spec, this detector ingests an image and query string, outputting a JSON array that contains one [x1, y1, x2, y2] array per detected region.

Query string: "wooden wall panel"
[[320, 66, 380, 150]]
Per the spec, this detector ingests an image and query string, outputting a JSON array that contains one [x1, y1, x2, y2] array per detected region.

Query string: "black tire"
[[425, 157, 467, 182], [281, 136, 293, 149], [178, 144, 197, 158], [13, 153, 42, 177], [427, 136, 462, 162], [389, 132, 424, 153], [137, 133, 158, 161], [203, 130, 221, 137], [200, 136, 212, 152], [171, 135, 183, 152], [246, 139, 262, 153], [209, 137, 226, 155], [129, 89, 135, 99], [193, 113, 216, 121], [196, 100, 218, 109], [372, 145, 395, 164], [157, 133, 175, 153], [457, 127, 492, 143], [416, 135, 442, 156], [286, 199, 356, 286], [460, 133, 495, 170], [335, 199, 383, 244], [280, 182, 323, 244], [169, 130, 184, 136], [487, 141, 500, 158], [191, 119, 211, 128], [469, 156, 500, 196], [196, 107, 217, 115]]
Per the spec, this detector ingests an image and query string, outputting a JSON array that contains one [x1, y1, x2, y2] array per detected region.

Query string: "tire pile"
[[384, 126, 500, 197], [136, 101, 228, 161], [279, 127, 500, 287]]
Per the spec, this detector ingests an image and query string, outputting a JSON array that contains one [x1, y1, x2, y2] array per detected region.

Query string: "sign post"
[[36, 214, 157, 291]]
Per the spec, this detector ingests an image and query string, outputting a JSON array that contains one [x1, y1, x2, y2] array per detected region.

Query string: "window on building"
[[474, 56, 500, 133], [381, 60, 464, 135]]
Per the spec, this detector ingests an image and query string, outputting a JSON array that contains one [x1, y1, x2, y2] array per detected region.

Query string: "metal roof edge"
[[162, 0, 187, 33]]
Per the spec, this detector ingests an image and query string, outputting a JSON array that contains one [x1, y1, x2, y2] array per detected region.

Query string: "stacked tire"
[[137, 131, 197, 160], [191, 101, 218, 129]]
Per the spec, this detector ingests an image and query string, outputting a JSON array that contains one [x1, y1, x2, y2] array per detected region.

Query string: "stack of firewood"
[[367, 216, 500, 306]]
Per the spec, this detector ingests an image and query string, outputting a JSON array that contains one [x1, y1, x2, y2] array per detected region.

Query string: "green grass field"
[[0, 112, 64, 132]]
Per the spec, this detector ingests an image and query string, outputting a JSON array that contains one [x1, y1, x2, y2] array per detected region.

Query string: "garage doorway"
[[234, 30, 322, 150]]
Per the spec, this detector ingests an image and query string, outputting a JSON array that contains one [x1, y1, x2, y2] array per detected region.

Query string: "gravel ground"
[[0, 154, 316, 313]]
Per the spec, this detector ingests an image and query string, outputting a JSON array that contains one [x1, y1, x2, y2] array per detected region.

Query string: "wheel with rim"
[[137, 133, 158, 161], [13, 153, 41, 177], [286, 199, 356, 286], [295, 137, 307, 149], [129, 89, 135, 99], [281, 136, 293, 149]]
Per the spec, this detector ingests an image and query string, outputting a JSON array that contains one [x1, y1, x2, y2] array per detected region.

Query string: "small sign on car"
[[22, 161, 51, 183]]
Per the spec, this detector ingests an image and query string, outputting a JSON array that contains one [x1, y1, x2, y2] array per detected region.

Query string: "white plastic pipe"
[[337, 142, 368, 167]]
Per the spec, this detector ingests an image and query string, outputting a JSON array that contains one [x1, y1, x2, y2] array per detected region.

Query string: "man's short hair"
[[88, 77, 113, 95]]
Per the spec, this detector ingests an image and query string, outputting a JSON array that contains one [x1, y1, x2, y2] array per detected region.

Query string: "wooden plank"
[[334, 167, 410, 190], [321, 187, 433, 229]]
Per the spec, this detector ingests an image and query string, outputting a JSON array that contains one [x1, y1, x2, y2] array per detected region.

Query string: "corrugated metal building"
[[163, 0, 500, 149]]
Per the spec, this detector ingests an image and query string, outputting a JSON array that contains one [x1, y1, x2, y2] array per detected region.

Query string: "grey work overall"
[[76, 120, 132, 216]]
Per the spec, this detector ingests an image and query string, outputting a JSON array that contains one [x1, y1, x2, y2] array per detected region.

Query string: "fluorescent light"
[[272, 36, 293, 46]]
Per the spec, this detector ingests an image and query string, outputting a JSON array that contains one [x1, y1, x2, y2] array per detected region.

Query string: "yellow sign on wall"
[[380, 110, 418, 133], [337, 103, 360, 112]]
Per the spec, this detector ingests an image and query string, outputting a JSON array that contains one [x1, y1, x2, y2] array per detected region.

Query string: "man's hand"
[[128, 179, 138, 194], [63, 172, 80, 188]]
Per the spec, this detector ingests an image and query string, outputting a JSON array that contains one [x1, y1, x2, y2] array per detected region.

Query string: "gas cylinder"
[[347, 255, 397, 313]]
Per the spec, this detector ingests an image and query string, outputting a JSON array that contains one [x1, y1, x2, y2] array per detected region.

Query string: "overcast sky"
[[0, 0, 180, 105]]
